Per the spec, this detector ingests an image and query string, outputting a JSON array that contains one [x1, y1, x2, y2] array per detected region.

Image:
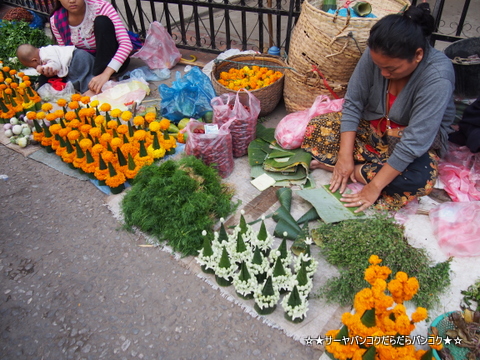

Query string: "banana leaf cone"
[[139, 140, 148, 157], [217, 220, 229, 244], [235, 231, 247, 255], [200, 232, 215, 274], [296, 207, 320, 225], [236, 262, 254, 300], [273, 206, 301, 240], [33, 119, 43, 133], [296, 263, 309, 288], [123, 134, 129, 143], [238, 210, 249, 235], [276, 187, 292, 211], [291, 222, 310, 256], [361, 308, 376, 328], [277, 233, 289, 260], [128, 121, 135, 137], [74, 140, 85, 159], [257, 218, 271, 256], [284, 285, 305, 323], [252, 247, 267, 283], [254, 276, 277, 315], [273, 257, 287, 277], [215, 246, 233, 287], [420, 349, 433, 360], [117, 147, 128, 167]]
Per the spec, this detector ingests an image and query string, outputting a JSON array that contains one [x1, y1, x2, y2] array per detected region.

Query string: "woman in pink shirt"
[[49, 0, 133, 95]]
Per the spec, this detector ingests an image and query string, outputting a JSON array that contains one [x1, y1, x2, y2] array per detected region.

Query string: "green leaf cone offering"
[[123, 134, 129, 143], [257, 218, 268, 241], [291, 222, 310, 256], [238, 261, 252, 281], [296, 207, 320, 225], [74, 140, 85, 159], [106, 141, 113, 153], [127, 153, 136, 171], [107, 162, 118, 177], [0, 98, 9, 112], [99, 154, 107, 170], [236, 232, 247, 254], [239, 211, 248, 234], [65, 138, 74, 154], [86, 149, 95, 164], [252, 246, 264, 265], [262, 276, 275, 297], [128, 121, 135, 137], [42, 122, 52, 138], [287, 285, 302, 308], [273, 257, 286, 277], [296, 263, 309, 287], [419, 349, 432, 360], [361, 308, 376, 328], [59, 118, 67, 128], [139, 140, 148, 157], [56, 134, 65, 148], [218, 221, 229, 243], [335, 324, 349, 344], [33, 119, 43, 133], [218, 246, 231, 269], [273, 206, 301, 239], [362, 345, 376, 360], [201, 232, 214, 257], [117, 147, 127, 167], [277, 235, 288, 259], [153, 132, 161, 150]]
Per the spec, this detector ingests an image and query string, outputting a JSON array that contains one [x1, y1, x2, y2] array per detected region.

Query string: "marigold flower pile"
[[0, 62, 42, 122], [217, 65, 283, 91], [29, 94, 177, 189], [325, 255, 442, 360]]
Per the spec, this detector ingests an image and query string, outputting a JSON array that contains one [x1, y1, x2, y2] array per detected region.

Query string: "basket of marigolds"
[[211, 54, 286, 117]]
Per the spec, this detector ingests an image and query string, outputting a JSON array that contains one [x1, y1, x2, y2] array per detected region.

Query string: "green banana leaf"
[[273, 218, 301, 240], [276, 187, 292, 211], [263, 148, 312, 172], [268, 149, 295, 158], [296, 207, 320, 224], [256, 123, 276, 143], [248, 138, 271, 166], [296, 186, 366, 224], [291, 223, 310, 256]]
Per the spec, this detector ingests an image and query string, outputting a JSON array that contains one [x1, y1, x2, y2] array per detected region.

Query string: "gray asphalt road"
[[0, 144, 321, 360]]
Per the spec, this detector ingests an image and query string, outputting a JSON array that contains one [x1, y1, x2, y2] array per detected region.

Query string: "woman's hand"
[[340, 182, 382, 213], [38, 66, 59, 78], [88, 73, 110, 94], [329, 155, 356, 194]]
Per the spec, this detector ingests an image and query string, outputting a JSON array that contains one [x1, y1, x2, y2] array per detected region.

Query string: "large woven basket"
[[284, 0, 409, 113], [211, 54, 286, 117]]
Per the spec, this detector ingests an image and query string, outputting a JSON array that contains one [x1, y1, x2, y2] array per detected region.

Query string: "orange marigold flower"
[[133, 129, 147, 141], [144, 112, 156, 123], [95, 115, 106, 125], [89, 127, 102, 138], [49, 124, 62, 135], [110, 109, 122, 118], [80, 96, 90, 104], [159, 118, 170, 130], [101, 150, 115, 162], [71, 94, 82, 101], [107, 120, 118, 129], [79, 138, 93, 149], [58, 127, 72, 138], [91, 144, 104, 155], [46, 113, 57, 122], [68, 119, 81, 128], [80, 124, 92, 134], [117, 124, 128, 134], [90, 100, 99, 108], [68, 101, 79, 110], [133, 116, 145, 126], [84, 107, 96, 118], [149, 121, 161, 132], [41, 103, 53, 112], [100, 132, 112, 144], [121, 111, 133, 122], [411, 307, 428, 323], [36, 112, 46, 120], [54, 109, 64, 118], [64, 111, 77, 121], [100, 103, 111, 112], [67, 130, 81, 141]]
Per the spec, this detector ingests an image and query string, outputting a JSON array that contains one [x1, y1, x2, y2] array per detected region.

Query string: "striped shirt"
[[50, 0, 132, 72]]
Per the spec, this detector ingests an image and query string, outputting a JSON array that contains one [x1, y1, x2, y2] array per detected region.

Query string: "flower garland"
[[28, 94, 178, 192], [324, 255, 442, 360], [217, 65, 283, 91]]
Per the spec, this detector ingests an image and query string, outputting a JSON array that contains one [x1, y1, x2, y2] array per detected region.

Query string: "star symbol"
[[305, 336, 314, 345], [443, 335, 452, 345], [454, 336, 463, 345], [314, 336, 325, 345]]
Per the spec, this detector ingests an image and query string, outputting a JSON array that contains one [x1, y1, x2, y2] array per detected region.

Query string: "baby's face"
[[23, 59, 41, 68]]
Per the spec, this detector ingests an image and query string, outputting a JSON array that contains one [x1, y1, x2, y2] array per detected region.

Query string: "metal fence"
[[3, 0, 478, 54]]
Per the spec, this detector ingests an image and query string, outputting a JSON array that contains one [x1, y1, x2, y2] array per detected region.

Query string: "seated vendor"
[[302, 3, 455, 211]]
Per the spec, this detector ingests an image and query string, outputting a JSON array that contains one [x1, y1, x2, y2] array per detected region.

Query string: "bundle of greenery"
[[121, 155, 238, 256]]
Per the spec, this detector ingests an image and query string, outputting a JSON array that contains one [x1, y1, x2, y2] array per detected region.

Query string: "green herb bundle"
[[312, 215, 451, 310], [0, 20, 53, 65], [121, 156, 238, 256]]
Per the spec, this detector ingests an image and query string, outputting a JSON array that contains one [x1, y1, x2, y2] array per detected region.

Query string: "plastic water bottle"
[[268, 46, 280, 56]]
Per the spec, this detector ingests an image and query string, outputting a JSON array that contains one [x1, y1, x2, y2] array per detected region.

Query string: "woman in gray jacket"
[[302, 3, 455, 210]]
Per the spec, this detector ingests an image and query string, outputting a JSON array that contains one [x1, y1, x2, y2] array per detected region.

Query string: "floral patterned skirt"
[[301, 112, 439, 209]]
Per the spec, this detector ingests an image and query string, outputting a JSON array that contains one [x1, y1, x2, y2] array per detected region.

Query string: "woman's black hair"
[[367, 3, 435, 61]]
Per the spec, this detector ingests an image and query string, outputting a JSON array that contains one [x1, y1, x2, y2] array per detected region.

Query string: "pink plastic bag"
[[438, 143, 480, 202], [131, 21, 181, 69], [429, 201, 480, 257], [211, 89, 261, 157], [274, 95, 344, 149], [185, 119, 235, 178]]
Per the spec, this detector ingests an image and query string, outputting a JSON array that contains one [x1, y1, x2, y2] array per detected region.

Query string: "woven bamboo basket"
[[211, 54, 286, 117], [284, 0, 410, 113], [284, 65, 347, 113], [288, 0, 410, 81]]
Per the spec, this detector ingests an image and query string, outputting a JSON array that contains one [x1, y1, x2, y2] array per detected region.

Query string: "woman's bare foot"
[[310, 159, 334, 171]]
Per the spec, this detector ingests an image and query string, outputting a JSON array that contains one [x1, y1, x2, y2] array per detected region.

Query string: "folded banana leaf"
[[296, 207, 320, 224], [296, 185, 366, 224], [276, 187, 292, 211], [291, 223, 311, 256], [263, 148, 311, 173]]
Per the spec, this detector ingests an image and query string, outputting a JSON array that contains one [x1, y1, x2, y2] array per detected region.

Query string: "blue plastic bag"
[[159, 66, 216, 122]]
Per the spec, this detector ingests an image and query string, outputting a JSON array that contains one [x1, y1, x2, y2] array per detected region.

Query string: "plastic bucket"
[[444, 37, 480, 99]]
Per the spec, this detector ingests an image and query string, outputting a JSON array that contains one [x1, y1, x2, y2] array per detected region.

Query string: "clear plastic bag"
[[211, 89, 261, 157], [185, 119, 235, 178], [131, 21, 181, 69], [430, 201, 480, 257], [274, 95, 344, 149], [37, 81, 75, 103]]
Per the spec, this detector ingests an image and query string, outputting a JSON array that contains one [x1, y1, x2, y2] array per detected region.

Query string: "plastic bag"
[[274, 95, 344, 149], [185, 119, 235, 178], [430, 201, 480, 257], [159, 66, 216, 122], [91, 78, 150, 111], [211, 89, 261, 157], [438, 143, 480, 202], [37, 81, 75, 103], [119, 66, 171, 82], [131, 21, 181, 69]]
